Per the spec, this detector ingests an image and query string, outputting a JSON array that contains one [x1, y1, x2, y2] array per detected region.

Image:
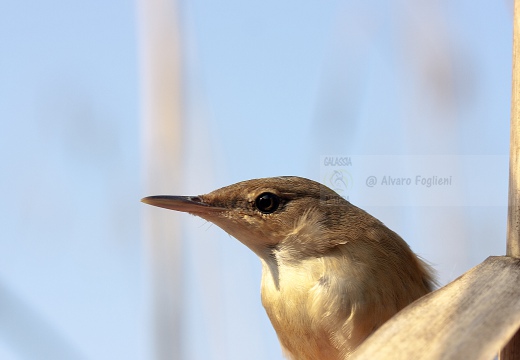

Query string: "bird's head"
[[141, 176, 352, 259]]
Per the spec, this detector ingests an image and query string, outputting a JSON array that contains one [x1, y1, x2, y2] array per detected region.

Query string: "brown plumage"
[[142, 176, 435, 360]]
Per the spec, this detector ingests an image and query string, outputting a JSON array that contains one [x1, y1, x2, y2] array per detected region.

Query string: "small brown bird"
[[142, 176, 435, 360]]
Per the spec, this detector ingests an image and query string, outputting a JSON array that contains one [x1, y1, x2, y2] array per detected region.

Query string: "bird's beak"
[[141, 195, 221, 215]]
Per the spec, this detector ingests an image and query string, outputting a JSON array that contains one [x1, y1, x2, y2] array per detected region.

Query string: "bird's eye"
[[255, 192, 280, 214]]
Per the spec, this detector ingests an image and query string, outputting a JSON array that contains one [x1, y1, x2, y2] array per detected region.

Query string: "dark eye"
[[255, 192, 280, 214]]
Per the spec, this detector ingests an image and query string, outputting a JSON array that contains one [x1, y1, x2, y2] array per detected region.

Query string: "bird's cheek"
[[202, 213, 281, 249]]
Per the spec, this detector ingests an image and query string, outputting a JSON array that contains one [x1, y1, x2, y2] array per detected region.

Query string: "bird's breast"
[[260, 257, 352, 360]]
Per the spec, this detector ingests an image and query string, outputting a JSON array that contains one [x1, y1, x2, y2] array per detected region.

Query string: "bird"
[[141, 176, 435, 360]]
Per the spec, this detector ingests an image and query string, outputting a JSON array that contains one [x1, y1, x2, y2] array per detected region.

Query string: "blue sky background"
[[0, 0, 514, 359]]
